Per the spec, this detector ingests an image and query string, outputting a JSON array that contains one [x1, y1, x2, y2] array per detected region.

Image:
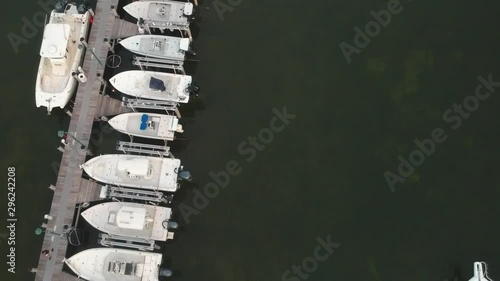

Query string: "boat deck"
[[33, 1, 133, 280]]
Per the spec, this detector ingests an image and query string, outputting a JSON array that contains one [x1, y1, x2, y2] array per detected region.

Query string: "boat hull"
[[65, 248, 162, 281], [35, 6, 90, 113], [81, 202, 172, 241], [108, 112, 182, 140], [119, 35, 188, 61], [110, 70, 191, 103], [81, 154, 181, 192], [123, 0, 192, 27]]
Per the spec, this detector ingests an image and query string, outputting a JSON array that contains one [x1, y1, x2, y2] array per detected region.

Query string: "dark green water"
[[1, 0, 500, 280]]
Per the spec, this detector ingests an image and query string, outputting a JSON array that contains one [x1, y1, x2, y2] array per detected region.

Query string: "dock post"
[[193, 0, 198, 7], [80, 37, 89, 48], [48, 184, 56, 191], [186, 28, 193, 41], [111, 5, 119, 18], [104, 38, 114, 54], [175, 107, 182, 119], [65, 109, 73, 117], [75, 66, 88, 83], [97, 73, 105, 84], [88, 8, 95, 17], [44, 214, 53, 221], [30, 268, 38, 273]]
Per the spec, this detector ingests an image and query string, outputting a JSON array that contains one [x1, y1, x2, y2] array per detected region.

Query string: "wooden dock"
[[33, 1, 134, 280]]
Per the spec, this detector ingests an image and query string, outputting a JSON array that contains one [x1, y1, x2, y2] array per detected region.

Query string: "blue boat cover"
[[149, 77, 166, 91], [141, 114, 149, 122], [140, 122, 147, 130]]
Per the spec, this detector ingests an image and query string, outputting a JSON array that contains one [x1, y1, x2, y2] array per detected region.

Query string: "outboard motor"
[[77, 4, 87, 14], [178, 170, 192, 182], [187, 46, 197, 56], [187, 83, 200, 98], [161, 194, 174, 205], [162, 220, 179, 230], [55, 1, 64, 13], [159, 268, 173, 278]]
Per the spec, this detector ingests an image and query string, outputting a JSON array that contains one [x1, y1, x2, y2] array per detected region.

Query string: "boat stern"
[[35, 87, 74, 113], [177, 75, 193, 103], [158, 158, 182, 192]]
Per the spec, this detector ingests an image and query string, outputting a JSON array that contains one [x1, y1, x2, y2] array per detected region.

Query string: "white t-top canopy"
[[117, 158, 150, 176], [116, 206, 147, 230], [40, 23, 71, 58]]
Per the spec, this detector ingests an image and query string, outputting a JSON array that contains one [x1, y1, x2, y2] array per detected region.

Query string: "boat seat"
[[151, 40, 162, 52], [147, 121, 155, 130]]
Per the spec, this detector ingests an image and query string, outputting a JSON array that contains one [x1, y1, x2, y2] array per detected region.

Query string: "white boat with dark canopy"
[[65, 248, 172, 281], [109, 112, 183, 140], [80, 154, 191, 192], [124, 0, 194, 28], [81, 202, 177, 241], [110, 70, 197, 103], [35, 2, 90, 113], [119, 35, 192, 61]]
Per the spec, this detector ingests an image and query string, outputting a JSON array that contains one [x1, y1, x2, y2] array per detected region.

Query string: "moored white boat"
[[468, 262, 491, 281], [64, 248, 170, 281], [80, 154, 191, 192], [35, 2, 90, 113], [119, 35, 192, 61], [124, 0, 193, 27], [108, 112, 183, 140], [110, 70, 196, 103], [81, 202, 175, 241]]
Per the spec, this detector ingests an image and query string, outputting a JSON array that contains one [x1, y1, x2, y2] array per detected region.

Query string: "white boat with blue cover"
[[65, 248, 171, 281], [109, 70, 195, 103], [119, 35, 192, 61], [123, 0, 193, 28], [35, 2, 90, 113], [108, 112, 183, 141], [81, 201, 175, 241]]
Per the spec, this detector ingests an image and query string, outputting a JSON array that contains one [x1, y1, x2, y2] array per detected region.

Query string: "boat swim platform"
[[33, 1, 134, 280]]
